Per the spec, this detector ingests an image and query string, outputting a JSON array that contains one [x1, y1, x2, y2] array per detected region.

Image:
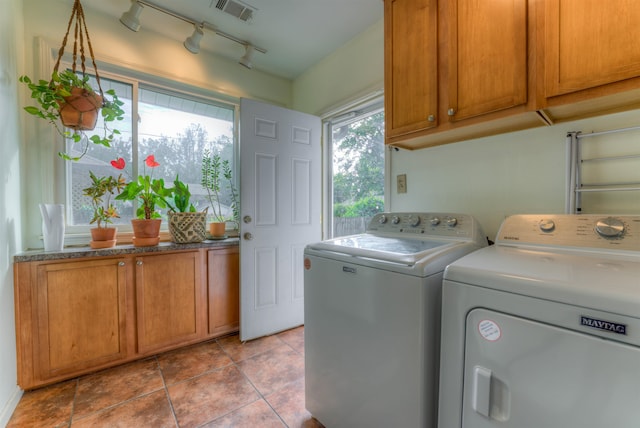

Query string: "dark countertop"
[[14, 238, 239, 263]]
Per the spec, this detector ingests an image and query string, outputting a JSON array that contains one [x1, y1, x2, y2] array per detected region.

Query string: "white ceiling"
[[79, 0, 383, 80]]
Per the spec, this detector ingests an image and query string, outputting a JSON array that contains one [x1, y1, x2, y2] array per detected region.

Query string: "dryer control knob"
[[539, 219, 556, 232], [446, 217, 458, 227], [391, 216, 400, 224], [430, 217, 441, 226], [408, 215, 421, 227], [378, 214, 387, 224], [595, 217, 625, 238]]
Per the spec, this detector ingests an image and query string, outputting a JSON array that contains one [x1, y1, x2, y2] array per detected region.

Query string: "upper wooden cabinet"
[[384, 0, 438, 138], [541, 0, 640, 121], [445, 0, 528, 122], [385, 0, 543, 149], [385, 0, 640, 149]]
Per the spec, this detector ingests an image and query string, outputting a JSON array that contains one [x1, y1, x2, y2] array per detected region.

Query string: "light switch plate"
[[397, 174, 407, 193]]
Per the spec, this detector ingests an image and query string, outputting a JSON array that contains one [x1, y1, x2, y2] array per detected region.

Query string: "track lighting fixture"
[[184, 25, 204, 54], [119, 0, 266, 67], [239, 44, 254, 69], [120, 2, 144, 32]]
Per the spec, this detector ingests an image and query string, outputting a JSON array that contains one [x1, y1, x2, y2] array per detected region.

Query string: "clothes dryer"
[[439, 214, 640, 428]]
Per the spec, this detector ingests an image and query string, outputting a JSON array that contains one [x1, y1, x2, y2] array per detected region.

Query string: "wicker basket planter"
[[168, 211, 207, 244]]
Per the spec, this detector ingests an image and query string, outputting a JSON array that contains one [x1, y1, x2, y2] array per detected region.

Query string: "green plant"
[[167, 175, 196, 213], [19, 69, 125, 161], [201, 149, 239, 226], [82, 171, 126, 228], [113, 155, 172, 219]]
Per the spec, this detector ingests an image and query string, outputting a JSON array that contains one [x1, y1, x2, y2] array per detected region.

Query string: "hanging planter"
[[19, 0, 125, 161]]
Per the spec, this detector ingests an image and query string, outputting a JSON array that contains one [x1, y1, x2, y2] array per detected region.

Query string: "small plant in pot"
[[112, 155, 172, 247], [82, 171, 126, 249], [166, 176, 208, 244], [201, 149, 239, 237], [20, 69, 125, 161]]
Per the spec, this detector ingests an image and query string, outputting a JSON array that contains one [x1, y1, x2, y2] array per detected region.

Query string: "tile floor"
[[7, 326, 324, 428]]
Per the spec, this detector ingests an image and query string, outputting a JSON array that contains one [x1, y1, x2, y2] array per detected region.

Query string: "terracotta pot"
[[131, 219, 161, 247], [208, 222, 226, 238], [59, 87, 103, 131], [89, 227, 117, 249]]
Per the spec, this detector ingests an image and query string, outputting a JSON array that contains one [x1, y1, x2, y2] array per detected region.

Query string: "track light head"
[[120, 2, 144, 32], [184, 25, 204, 54], [239, 44, 255, 69]]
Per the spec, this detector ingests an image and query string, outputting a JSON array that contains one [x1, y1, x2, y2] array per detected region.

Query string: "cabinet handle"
[[118, 261, 125, 266], [137, 260, 143, 266], [447, 108, 456, 116], [427, 115, 435, 122]]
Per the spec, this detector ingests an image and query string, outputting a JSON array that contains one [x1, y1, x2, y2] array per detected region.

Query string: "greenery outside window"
[[327, 99, 385, 238]]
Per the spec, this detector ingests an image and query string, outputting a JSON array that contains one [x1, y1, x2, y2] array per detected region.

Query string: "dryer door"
[[462, 309, 640, 428]]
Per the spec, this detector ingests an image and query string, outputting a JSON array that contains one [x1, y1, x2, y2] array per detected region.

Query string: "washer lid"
[[308, 234, 451, 265], [444, 245, 640, 317]]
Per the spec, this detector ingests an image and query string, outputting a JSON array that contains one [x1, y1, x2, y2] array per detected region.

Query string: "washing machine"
[[438, 214, 640, 428], [304, 212, 487, 428]]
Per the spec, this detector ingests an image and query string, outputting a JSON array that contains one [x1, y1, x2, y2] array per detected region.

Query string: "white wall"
[[292, 19, 384, 116], [0, 0, 24, 423], [389, 110, 640, 240]]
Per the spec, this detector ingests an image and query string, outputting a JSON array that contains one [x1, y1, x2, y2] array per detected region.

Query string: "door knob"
[[243, 232, 253, 240], [243, 215, 252, 224]]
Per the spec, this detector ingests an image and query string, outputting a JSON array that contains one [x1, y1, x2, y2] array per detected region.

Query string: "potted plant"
[[20, 70, 125, 161], [166, 176, 208, 244], [201, 149, 239, 237], [82, 171, 126, 248], [112, 155, 172, 247], [18, 0, 125, 161]]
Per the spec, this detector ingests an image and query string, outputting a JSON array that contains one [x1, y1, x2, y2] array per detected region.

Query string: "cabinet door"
[[545, 0, 640, 98], [384, 0, 438, 138], [135, 251, 205, 354], [446, 0, 528, 122], [208, 246, 240, 336], [35, 258, 128, 379]]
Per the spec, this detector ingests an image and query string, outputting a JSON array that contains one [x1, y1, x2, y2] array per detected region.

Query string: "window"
[[327, 99, 385, 238], [65, 70, 236, 231]]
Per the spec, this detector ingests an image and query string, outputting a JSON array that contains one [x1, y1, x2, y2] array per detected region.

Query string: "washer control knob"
[[539, 219, 556, 232], [391, 216, 400, 225], [378, 214, 387, 224], [408, 215, 421, 227], [430, 217, 440, 226], [446, 217, 458, 227], [595, 217, 625, 238]]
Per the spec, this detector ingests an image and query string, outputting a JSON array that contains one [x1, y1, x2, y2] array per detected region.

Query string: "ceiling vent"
[[214, 0, 255, 22]]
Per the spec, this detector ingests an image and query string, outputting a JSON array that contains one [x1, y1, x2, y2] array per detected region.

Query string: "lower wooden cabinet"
[[208, 246, 240, 336], [14, 245, 238, 390], [135, 251, 206, 354]]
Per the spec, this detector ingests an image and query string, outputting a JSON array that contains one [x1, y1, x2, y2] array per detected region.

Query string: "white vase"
[[40, 203, 65, 251]]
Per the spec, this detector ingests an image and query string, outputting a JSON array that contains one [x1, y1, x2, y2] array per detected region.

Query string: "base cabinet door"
[[208, 247, 240, 336], [135, 251, 206, 354], [32, 259, 128, 385]]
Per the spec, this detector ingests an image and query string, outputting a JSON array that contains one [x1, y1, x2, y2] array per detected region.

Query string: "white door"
[[239, 98, 321, 341]]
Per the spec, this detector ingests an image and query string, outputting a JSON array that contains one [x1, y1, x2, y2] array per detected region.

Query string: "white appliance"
[[438, 214, 640, 428], [304, 212, 487, 428]]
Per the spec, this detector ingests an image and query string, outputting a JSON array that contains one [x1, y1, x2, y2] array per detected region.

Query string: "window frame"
[[322, 95, 388, 239], [57, 61, 240, 243]]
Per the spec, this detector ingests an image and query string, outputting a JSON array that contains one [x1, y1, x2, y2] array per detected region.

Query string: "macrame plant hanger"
[[52, 0, 105, 131]]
